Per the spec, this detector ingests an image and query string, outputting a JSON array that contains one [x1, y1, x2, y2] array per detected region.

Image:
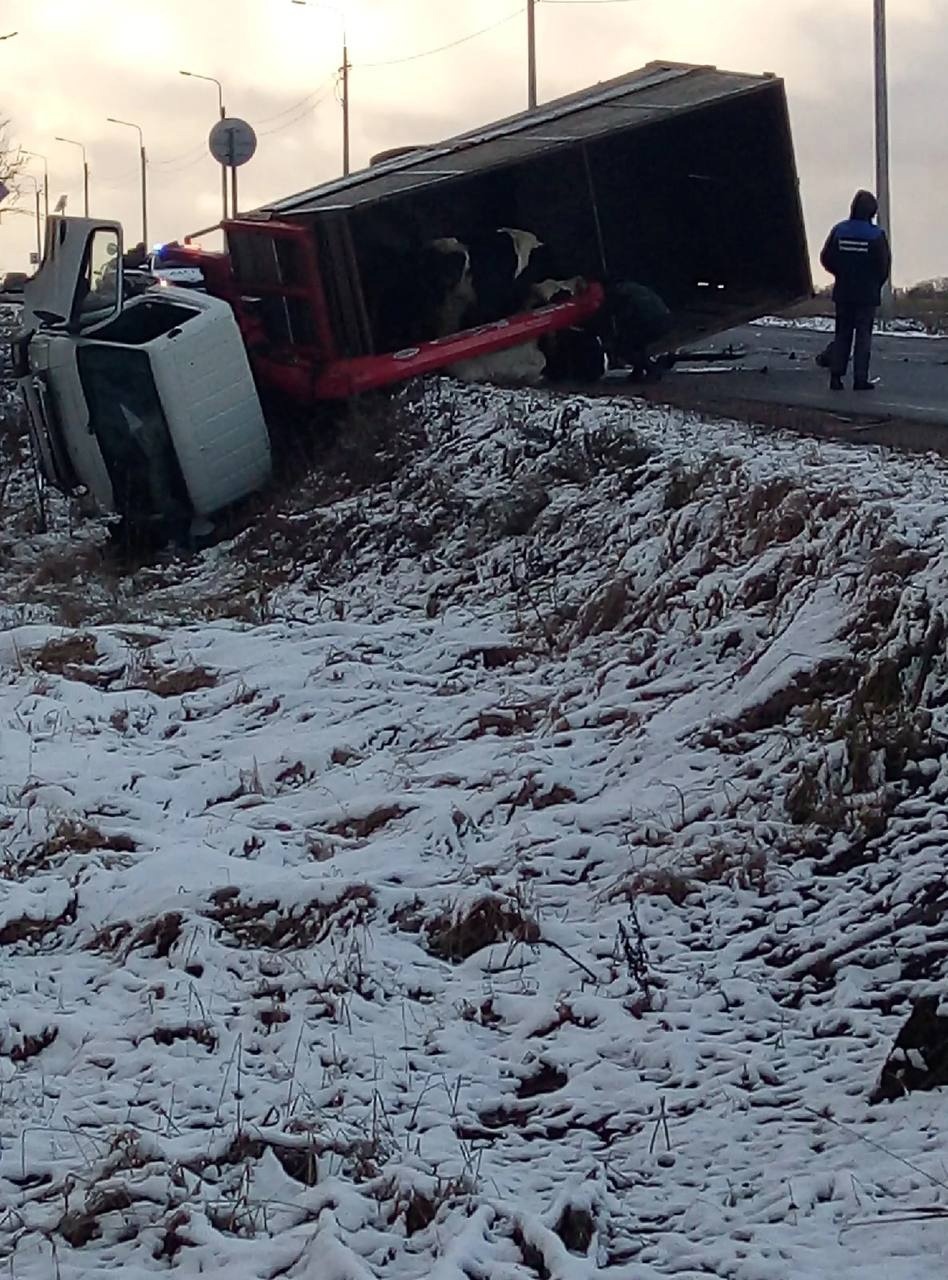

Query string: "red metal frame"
[[161, 222, 606, 404]]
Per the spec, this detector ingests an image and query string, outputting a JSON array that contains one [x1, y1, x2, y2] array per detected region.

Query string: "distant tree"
[[0, 118, 22, 202], [904, 277, 948, 300]]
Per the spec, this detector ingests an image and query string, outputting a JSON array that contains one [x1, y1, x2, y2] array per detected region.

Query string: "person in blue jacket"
[[819, 190, 892, 391]]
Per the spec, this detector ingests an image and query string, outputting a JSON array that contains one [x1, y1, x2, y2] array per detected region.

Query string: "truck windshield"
[[76, 344, 191, 532]]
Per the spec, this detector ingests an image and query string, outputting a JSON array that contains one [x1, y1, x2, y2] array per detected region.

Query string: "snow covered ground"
[[3, 373, 948, 1278], [752, 314, 944, 338]]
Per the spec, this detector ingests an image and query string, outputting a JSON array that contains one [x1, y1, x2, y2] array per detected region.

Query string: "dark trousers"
[[831, 303, 876, 384]]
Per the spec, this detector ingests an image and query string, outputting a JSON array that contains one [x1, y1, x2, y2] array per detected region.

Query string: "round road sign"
[[209, 118, 257, 168]]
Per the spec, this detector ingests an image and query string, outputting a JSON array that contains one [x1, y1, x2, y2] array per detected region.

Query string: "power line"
[[152, 141, 208, 168], [258, 87, 335, 137], [153, 149, 216, 175], [355, 5, 526, 68], [253, 73, 337, 127]]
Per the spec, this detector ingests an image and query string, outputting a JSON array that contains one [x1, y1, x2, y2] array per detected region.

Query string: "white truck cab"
[[15, 217, 271, 544]]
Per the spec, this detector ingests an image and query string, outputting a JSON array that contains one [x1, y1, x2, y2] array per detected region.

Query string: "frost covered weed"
[[205, 883, 376, 950], [426, 894, 540, 962], [663, 454, 727, 510], [24, 632, 99, 673], [133, 661, 218, 698], [19, 816, 136, 874]]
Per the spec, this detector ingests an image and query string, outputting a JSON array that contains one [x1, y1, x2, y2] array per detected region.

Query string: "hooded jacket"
[[820, 190, 892, 308]]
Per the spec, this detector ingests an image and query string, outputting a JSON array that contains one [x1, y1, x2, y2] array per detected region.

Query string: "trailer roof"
[[260, 61, 783, 218]]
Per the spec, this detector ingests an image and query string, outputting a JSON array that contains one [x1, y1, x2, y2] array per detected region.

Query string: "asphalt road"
[[655, 321, 948, 427]]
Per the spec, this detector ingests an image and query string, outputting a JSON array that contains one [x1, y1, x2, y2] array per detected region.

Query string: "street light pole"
[[527, 0, 537, 109], [55, 136, 89, 216], [180, 70, 229, 221], [873, 0, 893, 315], [342, 36, 350, 176], [21, 173, 42, 260], [23, 150, 49, 221], [107, 118, 148, 248], [291, 1, 350, 176]]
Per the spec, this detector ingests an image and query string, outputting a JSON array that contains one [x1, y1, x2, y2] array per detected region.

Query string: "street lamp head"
[[180, 69, 222, 87], [107, 118, 145, 147], [55, 136, 88, 162], [179, 69, 225, 116]]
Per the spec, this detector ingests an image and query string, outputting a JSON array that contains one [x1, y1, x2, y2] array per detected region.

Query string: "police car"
[[147, 246, 205, 290]]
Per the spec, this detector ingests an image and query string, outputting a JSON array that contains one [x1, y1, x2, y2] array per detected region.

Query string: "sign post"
[[208, 118, 257, 222]]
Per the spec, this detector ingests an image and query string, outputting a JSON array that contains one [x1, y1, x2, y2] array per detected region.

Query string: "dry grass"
[[205, 884, 376, 950], [425, 895, 540, 962], [86, 912, 185, 961], [19, 817, 137, 876], [134, 663, 219, 698], [573, 577, 628, 641], [0, 895, 78, 946], [613, 866, 695, 908], [26, 632, 99, 673], [0, 1023, 59, 1063], [327, 804, 408, 839]]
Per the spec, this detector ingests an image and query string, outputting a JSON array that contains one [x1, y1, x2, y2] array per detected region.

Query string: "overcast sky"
[[1, 0, 945, 286]]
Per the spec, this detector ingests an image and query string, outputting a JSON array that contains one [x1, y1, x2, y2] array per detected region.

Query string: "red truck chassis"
[[161, 219, 605, 404]]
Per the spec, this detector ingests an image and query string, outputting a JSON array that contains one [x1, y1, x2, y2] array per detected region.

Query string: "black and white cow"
[[528, 276, 607, 383], [369, 233, 475, 348], [448, 272, 605, 385], [465, 227, 554, 324], [378, 225, 604, 384], [424, 237, 477, 337]]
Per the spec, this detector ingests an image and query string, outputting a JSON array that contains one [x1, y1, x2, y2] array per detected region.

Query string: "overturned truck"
[[15, 61, 811, 540]]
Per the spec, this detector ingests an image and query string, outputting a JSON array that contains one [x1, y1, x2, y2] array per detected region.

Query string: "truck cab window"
[[75, 229, 120, 321]]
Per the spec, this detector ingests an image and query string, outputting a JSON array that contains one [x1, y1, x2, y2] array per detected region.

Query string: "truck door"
[[22, 217, 124, 334], [19, 218, 127, 509]]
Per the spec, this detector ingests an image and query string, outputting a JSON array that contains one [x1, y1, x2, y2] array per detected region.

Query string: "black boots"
[[830, 376, 844, 391]]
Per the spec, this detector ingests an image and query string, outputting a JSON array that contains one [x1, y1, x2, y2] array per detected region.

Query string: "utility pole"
[[342, 38, 350, 175], [228, 126, 239, 217], [107, 119, 148, 248], [874, 0, 893, 315], [21, 174, 42, 260], [23, 150, 49, 221], [527, 0, 537, 109], [55, 136, 89, 216], [291, 2, 350, 177]]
